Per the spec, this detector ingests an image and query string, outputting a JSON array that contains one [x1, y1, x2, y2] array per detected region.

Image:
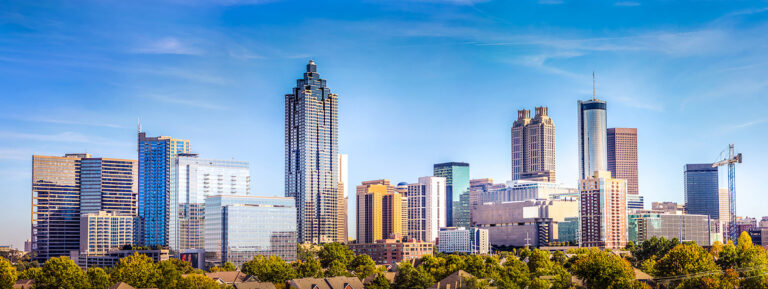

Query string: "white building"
[[407, 176, 447, 242], [437, 227, 489, 254], [474, 180, 576, 204], [79, 211, 134, 255], [169, 154, 250, 254]]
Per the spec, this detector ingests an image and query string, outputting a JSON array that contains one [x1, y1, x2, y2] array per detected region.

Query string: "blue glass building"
[[138, 131, 190, 246], [434, 162, 470, 228], [684, 163, 720, 220]]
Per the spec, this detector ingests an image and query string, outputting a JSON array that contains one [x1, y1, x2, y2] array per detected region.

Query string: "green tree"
[[36, 256, 89, 289], [418, 255, 448, 281], [606, 279, 651, 289], [221, 261, 236, 271], [709, 241, 723, 257], [549, 266, 572, 289], [444, 255, 466, 277], [110, 252, 161, 288], [17, 267, 42, 281], [87, 267, 111, 289], [527, 250, 553, 276], [624, 240, 636, 251], [464, 255, 487, 278], [13, 260, 39, 273], [654, 243, 718, 277], [716, 241, 738, 270], [325, 259, 350, 277], [528, 278, 550, 289], [162, 258, 197, 274], [570, 249, 635, 289], [551, 251, 567, 265], [178, 273, 224, 289], [495, 257, 530, 289], [318, 243, 354, 268], [241, 255, 296, 284], [630, 236, 679, 266], [0, 257, 17, 289], [367, 273, 392, 289], [465, 276, 490, 289], [349, 254, 377, 279], [292, 259, 323, 278], [156, 259, 183, 289], [392, 262, 434, 289], [638, 257, 656, 276]]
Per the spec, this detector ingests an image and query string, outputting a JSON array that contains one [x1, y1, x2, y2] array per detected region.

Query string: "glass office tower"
[[204, 195, 297, 267], [285, 60, 340, 243], [684, 164, 720, 220], [577, 99, 608, 180], [169, 154, 250, 254], [434, 162, 470, 228], [138, 131, 190, 246]]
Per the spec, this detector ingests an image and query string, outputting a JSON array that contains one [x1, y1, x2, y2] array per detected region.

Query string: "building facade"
[[338, 154, 348, 243], [169, 154, 250, 254], [349, 238, 433, 265], [32, 154, 138, 262], [511, 107, 556, 182], [356, 180, 395, 243], [472, 199, 579, 247], [607, 128, 639, 195], [407, 177, 447, 242], [285, 60, 340, 244], [579, 171, 627, 249], [138, 132, 191, 246], [473, 180, 576, 205], [437, 227, 489, 255], [79, 211, 135, 255], [628, 213, 712, 246], [684, 164, 720, 220], [204, 195, 297, 267], [434, 162, 470, 228], [577, 99, 608, 180], [627, 195, 644, 210]]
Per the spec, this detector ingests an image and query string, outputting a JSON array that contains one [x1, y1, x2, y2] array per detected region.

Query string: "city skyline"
[[3, 1, 768, 249]]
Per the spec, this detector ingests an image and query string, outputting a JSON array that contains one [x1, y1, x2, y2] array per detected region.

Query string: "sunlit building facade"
[[406, 176, 447, 242], [511, 107, 556, 182], [579, 171, 627, 250], [577, 99, 608, 180], [434, 162, 470, 228], [204, 195, 297, 267]]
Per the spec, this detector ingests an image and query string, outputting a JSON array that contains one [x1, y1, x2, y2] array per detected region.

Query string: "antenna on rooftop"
[[137, 117, 142, 133], [592, 71, 596, 100]]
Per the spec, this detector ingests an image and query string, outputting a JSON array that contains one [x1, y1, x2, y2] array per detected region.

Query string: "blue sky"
[[2, 0, 768, 248]]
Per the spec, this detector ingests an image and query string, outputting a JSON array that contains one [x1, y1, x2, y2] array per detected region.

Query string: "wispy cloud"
[[4, 115, 123, 129], [614, 1, 640, 7], [514, 51, 583, 78], [0, 131, 128, 147], [131, 37, 202, 55], [143, 94, 228, 110], [227, 46, 265, 60], [730, 119, 767, 129]]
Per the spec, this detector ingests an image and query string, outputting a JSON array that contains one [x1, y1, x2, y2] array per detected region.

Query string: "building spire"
[[592, 71, 596, 100], [137, 117, 142, 133]]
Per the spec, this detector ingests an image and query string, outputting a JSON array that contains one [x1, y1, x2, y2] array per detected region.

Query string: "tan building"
[[511, 107, 556, 183], [337, 154, 348, 243], [472, 199, 579, 247], [80, 211, 134, 255], [349, 237, 433, 265], [651, 202, 685, 214], [356, 180, 402, 243], [607, 128, 639, 195], [718, 188, 730, 223], [580, 171, 627, 249]]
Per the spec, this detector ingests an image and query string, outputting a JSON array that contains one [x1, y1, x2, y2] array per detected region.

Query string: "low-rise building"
[[473, 180, 576, 204], [472, 199, 578, 247], [628, 213, 712, 246], [749, 227, 768, 248], [70, 248, 169, 268], [437, 227, 489, 254], [348, 237, 433, 265], [80, 211, 135, 255], [651, 202, 685, 215]]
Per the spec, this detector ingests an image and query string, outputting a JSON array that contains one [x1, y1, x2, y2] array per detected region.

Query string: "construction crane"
[[712, 144, 742, 242]]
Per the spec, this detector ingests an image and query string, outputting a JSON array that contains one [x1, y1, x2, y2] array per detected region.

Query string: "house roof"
[[204, 271, 249, 283], [13, 279, 34, 289], [362, 272, 396, 285], [428, 270, 474, 289], [288, 276, 364, 289], [108, 283, 137, 289], [233, 281, 278, 289]]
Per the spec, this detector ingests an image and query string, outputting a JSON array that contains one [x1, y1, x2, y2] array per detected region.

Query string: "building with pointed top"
[[285, 60, 340, 243], [511, 106, 556, 182]]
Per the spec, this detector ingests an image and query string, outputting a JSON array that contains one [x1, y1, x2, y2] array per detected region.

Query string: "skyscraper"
[[356, 180, 402, 243], [434, 162, 470, 228], [579, 171, 627, 249], [337, 154, 348, 243], [169, 154, 250, 254], [406, 176, 447, 242], [607, 128, 638, 195], [285, 60, 340, 244], [684, 164, 720, 220], [577, 99, 608, 180], [138, 131, 190, 246], [511, 107, 556, 182], [32, 154, 137, 262]]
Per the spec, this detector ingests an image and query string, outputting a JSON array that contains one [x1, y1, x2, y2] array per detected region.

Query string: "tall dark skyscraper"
[[607, 128, 639, 195], [285, 60, 340, 243], [684, 163, 720, 220], [434, 162, 470, 228]]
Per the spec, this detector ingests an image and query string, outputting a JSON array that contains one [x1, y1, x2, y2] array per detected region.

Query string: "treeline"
[[2, 232, 767, 289]]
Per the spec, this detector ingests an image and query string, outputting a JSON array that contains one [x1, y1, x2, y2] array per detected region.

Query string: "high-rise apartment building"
[[434, 162, 470, 228], [406, 176, 447, 242], [285, 60, 340, 244], [579, 171, 627, 249], [607, 128, 638, 195], [395, 182, 409, 239], [32, 154, 138, 262], [337, 154, 348, 243], [204, 195, 297, 267], [79, 211, 135, 255], [684, 164, 720, 220], [169, 154, 250, 254], [356, 180, 402, 243], [577, 99, 608, 180], [511, 107, 556, 182], [138, 131, 190, 246]]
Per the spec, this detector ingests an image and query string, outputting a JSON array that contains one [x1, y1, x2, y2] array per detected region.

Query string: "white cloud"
[[131, 37, 201, 55]]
